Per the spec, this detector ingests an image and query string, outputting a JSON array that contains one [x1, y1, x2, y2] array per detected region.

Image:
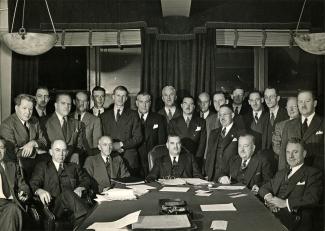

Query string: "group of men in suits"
[[0, 82, 323, 231]]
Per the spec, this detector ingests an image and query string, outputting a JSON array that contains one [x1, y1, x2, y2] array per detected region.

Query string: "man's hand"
[[112, 142, 124, 153], [251, 185, 259, 195], [70, 153, 79, 165], [35, 189, 51, 205], [218, 176, 231, 184], [18, 191, 28, 202], [268, 197, 287, 209], [74, 187, 85, 197], [20, 141, 37, 157]]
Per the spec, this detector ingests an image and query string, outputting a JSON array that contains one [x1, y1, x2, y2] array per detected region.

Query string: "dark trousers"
[[276, 208, 313, 231], [0, 199, 22, 231], [50, 190, 88, 223]]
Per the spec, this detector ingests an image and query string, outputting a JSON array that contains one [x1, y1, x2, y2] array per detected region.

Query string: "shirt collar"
[[35, 105, 46, 116], [55, 112, 65, 123], [17, 117, 27, 126], [183, 113, 192, 121], [252, 110, 262, 118], [242, 157, 251, 165], [93, 107, 104, 116], [269, 105, 279, 117], [52, 159, 62, 171], [165, 106, 176, 114], [75, 111, 86, 121], [202, 110, 210, 119], [169, 154, 179, 163], [233, 104, 242, 111], [222, 122, 234, 136], [289, 163, 304, 178], [138, 111, 149, 120], [301, 112, 315, 126], [101, 154, 111, 163], [114, 106, 124, 114]]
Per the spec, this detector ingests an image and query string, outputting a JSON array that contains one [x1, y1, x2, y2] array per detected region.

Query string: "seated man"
[[218, 134, 273, 195], [146, 134, 202, 182], [259, 138, 322, 231], [30, 140, 91, 229], [83, 136, 130, 193], [0, 138, 30, 231]]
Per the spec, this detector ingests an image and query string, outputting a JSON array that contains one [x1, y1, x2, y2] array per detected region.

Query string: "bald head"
[[98, 136, 113, 157]]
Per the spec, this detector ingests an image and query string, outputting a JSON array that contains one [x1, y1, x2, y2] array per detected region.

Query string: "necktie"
[[286, 168, 292, 181], [58, 163, 64, 175], [221, 127, 226, 138], [172, 157, 177, 166], [77, 114, 82, 121], [23, 122, 30, 138], [105, 156, 111, 177], [140, 113, 145, 124], [254, 113, 259, 123], [167, 109, 173, 121], [234, 107, 239, 115], [270, 112, 275, 126], [41, 110, 46, 117], [0, 164, 10, 198], [302, 118, 308, 135], [241, 160, 248, 170], [200, 112, 204, 119], [116, 109, 121, 122], [105, 157, 110, 167], [62, 117, 68, 139], [185, 117, 191, 128]]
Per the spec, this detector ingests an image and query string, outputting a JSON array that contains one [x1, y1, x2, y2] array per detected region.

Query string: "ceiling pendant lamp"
[[294, 0, 325, 55], [1, 0, 57, 56]]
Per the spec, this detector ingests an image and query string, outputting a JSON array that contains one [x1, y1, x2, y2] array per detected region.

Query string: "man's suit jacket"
[[205, 124, 243, 181], [168, 115, 206, 158], [30, 160, 91, 197], [83, 152, 130, 193], [262, 107, 289, 150], [272, 119, 290, 156], [279, 115, 324, 170], [158, 107, 182, 123], [1, 161, 30, 210], [146, 151, 203, 182], [44, 113, 83, 159], [228, 153, 273, 188], [71, 112, 102, 154], [0, 113, 47, 161], [100, 108, 143, 170], [259, 164, 322, 230], [137, 112, 167, 176]]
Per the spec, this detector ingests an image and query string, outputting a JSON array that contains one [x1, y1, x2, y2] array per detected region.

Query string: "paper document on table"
[[200, 203, 236, 211], [101, 188, 137, 200], [216, 185, 246, 190], [160, 187, 190, 192], [230, 193, 247, 198], [158, 178, 187, 185], [132, 215, 191, 229], [183, 178, 211, 185], [87, 210, 141, 230], [211, 220, 228, 230], [127, 184, 156, 191]]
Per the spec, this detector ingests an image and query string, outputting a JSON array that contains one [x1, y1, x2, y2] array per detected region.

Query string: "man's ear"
[[313, 100, 317, 108], [261, 98, 264, 103], [276, 96, 280, 103], [49, 150, 53, 156], [73, 99, 76, 106], [303, 150, 307, 158]]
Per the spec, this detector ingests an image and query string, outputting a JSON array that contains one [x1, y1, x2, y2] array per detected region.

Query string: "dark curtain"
[[141, 28, 217, 111], [11, 53, 39, 111]]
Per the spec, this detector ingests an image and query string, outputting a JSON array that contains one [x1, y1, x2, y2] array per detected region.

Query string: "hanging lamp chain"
[[10, 0, 19, 33], [44, 0, 57, 35], [295, 0, 308, 34]]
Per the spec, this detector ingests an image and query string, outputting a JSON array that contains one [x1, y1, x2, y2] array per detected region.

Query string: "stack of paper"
[[159, 187, 190, 192], [183, 178, 211, 185], [132, 215, 191, 229], [158, 178, 187, 185], [211, 220, 228, 230], [87, 210, 141, 231], [200, 203, 237, 211], [214, 185, 246, 190], [195, 189, 212, 197], [101, 188, 137, 201]]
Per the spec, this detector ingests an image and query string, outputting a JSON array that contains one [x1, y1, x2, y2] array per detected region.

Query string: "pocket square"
[[232, 138, 237, 142], [296, 181, 305, 185], [316, 130, 323, 135], [153, 124, 158, 129], [195, 126, 201, 131]]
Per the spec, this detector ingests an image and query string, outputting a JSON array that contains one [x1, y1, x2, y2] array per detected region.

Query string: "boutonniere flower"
[[316, 130, 323, 135], [153, 124, 158, 129], [195, 126, 201, 131]]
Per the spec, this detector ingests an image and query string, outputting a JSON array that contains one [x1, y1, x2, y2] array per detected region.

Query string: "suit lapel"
[[244, 155, 259, 185], [13, 114, 29, 140], [176, 153, 186, 176], [95, 155, 110, 178], [303, 115, 322, 141], [144, 113, 153, 141], [52, 114, 65, 139], [284, 166, 306, 198], [81, 112, 91, 126], [162, 155, 172, 175]]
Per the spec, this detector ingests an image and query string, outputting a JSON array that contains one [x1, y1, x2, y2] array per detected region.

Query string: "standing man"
[[30, 140, 90, 229], [205, 105, 244, 181], [72, 91, 102, 157], [90, 86, 106, 117], [44, 93, 83, 164], [231, 86, 250, 116], [280, 90, 324, 170], [135, 92, 167, 177], [197, 92, 215, 120], [260, 138, 322, 231], [218, 134, 273, 194], [100, 86, 143, 176], [168, 96, 206, 167], [0, 94, 48, 179], [146, 134, 202, 182], [158, 86, 182, 123], [0, 138, 30, 231], [33, 86, 53, 123], [84, 136, 130, 193]]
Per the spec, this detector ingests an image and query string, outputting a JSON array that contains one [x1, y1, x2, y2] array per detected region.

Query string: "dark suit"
[[0, 161, 30, 231], [89, 107, 107, 117], [44, 113, 83, 160], [146, 151, 202, 182], [158, 107, 182, 123], [168, 115, 206, 160], [100, 108, 143, 175], [30, 160, 90, 222], [83, 152, 130, 193], [259, 165, 323, 231], [137, 112, 167, 177], [71, 112, 102, 156], [228, 153, 273, 189], [32, 105, 54, 126], [279, 115, 324, 170], [205, 124, 243, 181]]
